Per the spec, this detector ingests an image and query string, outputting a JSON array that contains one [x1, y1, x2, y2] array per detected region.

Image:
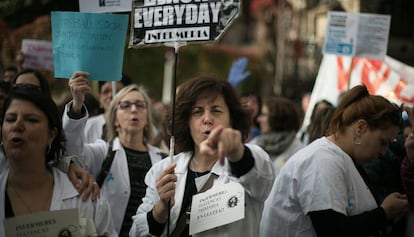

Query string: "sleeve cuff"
[[55, 156, 72, 173], [67, 103, 87, 119], [147, 210, 165, 236], [229, 145, 255, 178]]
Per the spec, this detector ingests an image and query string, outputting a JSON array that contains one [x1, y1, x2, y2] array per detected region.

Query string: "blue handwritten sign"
[[51, 11, 128, 81]]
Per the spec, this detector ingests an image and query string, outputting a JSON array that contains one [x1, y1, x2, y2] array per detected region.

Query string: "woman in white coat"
[[0, 68, 102, 201], [260, 85, 409, 237], [0, 86, 116, 236], [129, 75, 275, 237], [63, 72, 165, 236]]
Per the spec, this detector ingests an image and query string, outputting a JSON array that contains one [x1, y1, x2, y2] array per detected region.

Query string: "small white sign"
[[189, 182, 245, 235], [4, 208, 81, 237], [21, 39, 53, 71], [79, 0, 131, 13], [324, 11, 391, 60]]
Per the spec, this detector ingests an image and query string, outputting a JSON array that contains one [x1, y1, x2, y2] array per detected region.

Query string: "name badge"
[[189, 182, 245, 235]]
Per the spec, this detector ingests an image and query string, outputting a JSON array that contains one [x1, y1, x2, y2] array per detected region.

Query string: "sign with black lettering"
[[3, 209, 82, 237], [129, 0, 240, 47]]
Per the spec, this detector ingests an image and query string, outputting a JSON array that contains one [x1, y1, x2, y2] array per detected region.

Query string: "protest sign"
[[189, 182, 244, 235], [51, 11, 128, 81], [129, 0, 240, 47], [323, 11, 391, 60], [4, 209, 81, 237], [79, 0, 132, 13], [21, 39, 54, 71]]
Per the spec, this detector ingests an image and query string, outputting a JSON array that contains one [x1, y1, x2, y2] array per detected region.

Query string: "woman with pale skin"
[[130, 76, 274, 237], [0, 87, 116, 236], [260, 85, 409, 237], [250, 96, 304, 176], [63, 71, 164, 236], [83, 77, 129, 143]]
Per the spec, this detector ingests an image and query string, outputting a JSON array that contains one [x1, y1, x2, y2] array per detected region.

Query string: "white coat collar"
[[50, 168, 79, 210]]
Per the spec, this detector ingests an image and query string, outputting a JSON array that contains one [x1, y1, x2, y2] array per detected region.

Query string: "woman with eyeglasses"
[[62, 71, 165, 236]]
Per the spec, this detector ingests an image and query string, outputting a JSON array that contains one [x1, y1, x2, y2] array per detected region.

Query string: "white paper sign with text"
[[4, 208, 81, 237], [21, 39, 54, 71], [324, 11, 391, 60], [189, 182, 245, 235], [79, 0, 131, 13]]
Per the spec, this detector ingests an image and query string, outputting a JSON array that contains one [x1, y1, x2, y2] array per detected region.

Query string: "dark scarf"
[[255, 131, 297, 159]]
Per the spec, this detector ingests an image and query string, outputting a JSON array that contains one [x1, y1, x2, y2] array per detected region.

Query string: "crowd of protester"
[[0, 54, 414, 237]]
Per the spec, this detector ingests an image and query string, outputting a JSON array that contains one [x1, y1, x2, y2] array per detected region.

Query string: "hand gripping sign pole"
[[129, 0, 241, 234]]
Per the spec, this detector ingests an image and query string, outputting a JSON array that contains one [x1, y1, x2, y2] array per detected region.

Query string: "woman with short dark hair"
[[0, 87, 116, 236], [130, 75, 274, 237]]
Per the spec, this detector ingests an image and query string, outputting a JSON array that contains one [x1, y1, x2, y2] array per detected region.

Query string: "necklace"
[[191, 157, 213, 178], [9, 177, 54, 214]]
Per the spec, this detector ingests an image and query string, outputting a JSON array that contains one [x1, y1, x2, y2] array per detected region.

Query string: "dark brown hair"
[[172, 75, 250, 153], [327, 84, 401, 136], [13, 68, 51, 96], [307, 106, 335, 143], [264, 96, 302, 132], [2, 86, 65, 165]]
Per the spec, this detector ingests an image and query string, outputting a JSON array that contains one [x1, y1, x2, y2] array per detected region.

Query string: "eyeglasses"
[[118, 100, 147, 111]]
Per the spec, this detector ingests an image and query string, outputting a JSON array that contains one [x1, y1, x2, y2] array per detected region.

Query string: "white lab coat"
[[84, 113, 106, 143], [0, 168, 117, 236], [130, 144, 275, 237], [62, 103, 164, 233]]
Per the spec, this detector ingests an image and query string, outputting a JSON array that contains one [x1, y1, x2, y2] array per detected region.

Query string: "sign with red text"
[[21, 39, 54, 71], [302, 54, 414, 128], [130, 0, 240, 47]]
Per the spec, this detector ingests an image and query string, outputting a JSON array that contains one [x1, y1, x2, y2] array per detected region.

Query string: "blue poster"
[[51, 11, 128, 81]]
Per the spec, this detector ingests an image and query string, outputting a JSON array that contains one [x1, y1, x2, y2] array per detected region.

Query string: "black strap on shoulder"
[[96, 141, 116, 188], [159, 152, 168, 159], [169, 173, 219, 237]]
